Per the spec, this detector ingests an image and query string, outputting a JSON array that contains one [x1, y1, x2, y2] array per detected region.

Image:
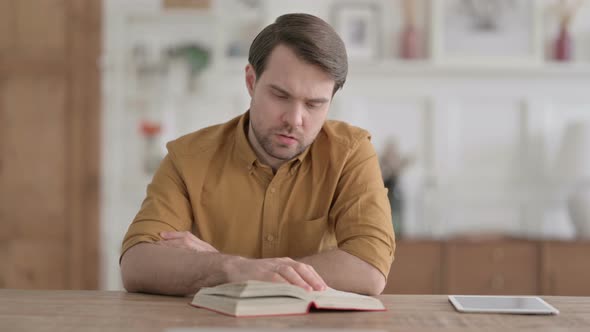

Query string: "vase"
[[384, 176, 404, 238], [400, 24, 420, 60], [554, 24, 572, 61]]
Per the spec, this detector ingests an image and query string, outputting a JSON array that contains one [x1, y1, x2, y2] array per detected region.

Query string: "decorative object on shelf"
[[140, 120, 164, 175], [555, 120, 590, 238], [554, 23, 572, 61], [332, 2, 381, 60], [380, 137, 414, 238], [432, 0, 543, 65], [131, 43, 167, 92], [166, 44, 209, 75], [130, 42, 210, 93], [399, 0, 422, 59], [162, 0, 211, 10], [235, 0, 262, 10], [550, 0, 585, 61], [166, 43, 210, 89]]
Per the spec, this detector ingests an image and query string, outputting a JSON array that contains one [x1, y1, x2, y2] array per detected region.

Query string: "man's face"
[[245, 44, 335, 167]]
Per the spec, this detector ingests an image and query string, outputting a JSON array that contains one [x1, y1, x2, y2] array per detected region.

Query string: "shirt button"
[[266, 234, 274, 242], [270, 187, 276, 193]]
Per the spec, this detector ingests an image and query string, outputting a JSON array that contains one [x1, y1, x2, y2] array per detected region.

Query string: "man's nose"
[[282, 103, 304, 129]]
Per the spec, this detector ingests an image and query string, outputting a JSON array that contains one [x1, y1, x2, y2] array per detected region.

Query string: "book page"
[[198, 281, 312, 300], [196, 281, 384, 311], [311, 288, 385, 310]]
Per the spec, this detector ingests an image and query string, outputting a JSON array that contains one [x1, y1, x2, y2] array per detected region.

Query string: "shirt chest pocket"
[[283, 215, 337, 258]]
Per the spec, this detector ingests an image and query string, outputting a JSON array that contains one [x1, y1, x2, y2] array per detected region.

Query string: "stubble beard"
[[251, 121, 307, 161]]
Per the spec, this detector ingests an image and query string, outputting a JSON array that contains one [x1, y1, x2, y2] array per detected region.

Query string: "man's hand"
[[155, 231, 327, 292], [226, 256, 327, 292], [158, 231, 218, 253]]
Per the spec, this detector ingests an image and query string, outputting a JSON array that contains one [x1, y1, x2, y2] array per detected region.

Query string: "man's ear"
[[245, 64, 257, 97]]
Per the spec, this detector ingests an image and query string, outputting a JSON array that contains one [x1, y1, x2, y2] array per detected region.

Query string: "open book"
[[190, 280, 385, 317]]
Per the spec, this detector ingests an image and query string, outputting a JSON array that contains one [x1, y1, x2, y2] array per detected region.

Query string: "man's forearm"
[[121, 241, 328, 296], [298, 249, 386, 295], [120, 242, 236, 295]]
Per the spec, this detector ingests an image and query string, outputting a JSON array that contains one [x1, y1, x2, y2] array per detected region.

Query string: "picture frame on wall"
[[332, 2, 381, 61], [432, 0, 543, 66]]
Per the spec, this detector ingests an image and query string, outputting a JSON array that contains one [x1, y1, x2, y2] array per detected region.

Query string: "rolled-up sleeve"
[[120, 149, 193, 260], [330, 136, 396, 278]]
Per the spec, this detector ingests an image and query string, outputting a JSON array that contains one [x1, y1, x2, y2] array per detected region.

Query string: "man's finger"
[[276, 265, 313, 291], [160, 231, 216, 250], [158, 239, 198, 250], [299, 264, 327, 291], [160, 231, 187, 240], [194, 240, 218, 252], [285, 261, 326, 291], [268, 272, 289, 285], [157, 239, 191, 248], [200, 242, 218, 252], [188, 236, 219, 252], [304, 264, 327, 290], [158, 238, 218, 252]]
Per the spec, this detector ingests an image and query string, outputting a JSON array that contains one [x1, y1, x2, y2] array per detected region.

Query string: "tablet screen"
[[449, 295, 559, 314]]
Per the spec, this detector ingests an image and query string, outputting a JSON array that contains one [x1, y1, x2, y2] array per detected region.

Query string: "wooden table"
[[1, 290, 589, 331]]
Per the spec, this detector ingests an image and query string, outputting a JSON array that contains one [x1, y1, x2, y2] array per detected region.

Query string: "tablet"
[[448, 295, 559, 315]]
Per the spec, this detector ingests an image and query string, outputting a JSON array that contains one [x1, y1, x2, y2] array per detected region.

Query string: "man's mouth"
[[276, 133, 298, 145]]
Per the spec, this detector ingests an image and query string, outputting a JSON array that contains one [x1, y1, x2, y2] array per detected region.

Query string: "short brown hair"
[[248, 13, 348, 94]]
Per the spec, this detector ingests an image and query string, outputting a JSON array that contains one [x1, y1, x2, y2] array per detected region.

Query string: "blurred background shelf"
[[384, 238, 590, 296], [219, 58, 590, 77], [351, 61, 590, 77]]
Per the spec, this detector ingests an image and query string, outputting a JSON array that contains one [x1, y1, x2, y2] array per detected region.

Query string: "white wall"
[[101, 0, 590, 290]]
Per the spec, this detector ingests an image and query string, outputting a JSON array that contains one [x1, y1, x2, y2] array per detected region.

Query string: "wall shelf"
[[351, 60, 590, 77], [218, 58, 590, 77]]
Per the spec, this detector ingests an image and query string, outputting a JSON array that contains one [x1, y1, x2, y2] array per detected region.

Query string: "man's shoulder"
[[166, 115, 241, 157], [320, 119, 371, 149]]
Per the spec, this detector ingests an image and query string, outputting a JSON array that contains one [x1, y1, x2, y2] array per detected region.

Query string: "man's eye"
[[275, 94, 288, 99], [307, 102, 320, 109]]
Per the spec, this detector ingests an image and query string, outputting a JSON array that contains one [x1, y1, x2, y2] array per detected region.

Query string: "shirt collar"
[[235, 111, 258, 168], [294, 143, 311, 163]]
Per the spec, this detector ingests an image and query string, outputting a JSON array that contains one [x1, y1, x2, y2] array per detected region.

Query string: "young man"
[[120, 13, 395, 296]]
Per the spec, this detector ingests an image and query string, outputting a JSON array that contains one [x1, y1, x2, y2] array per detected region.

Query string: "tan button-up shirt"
[[122, 112, 395, 277]]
